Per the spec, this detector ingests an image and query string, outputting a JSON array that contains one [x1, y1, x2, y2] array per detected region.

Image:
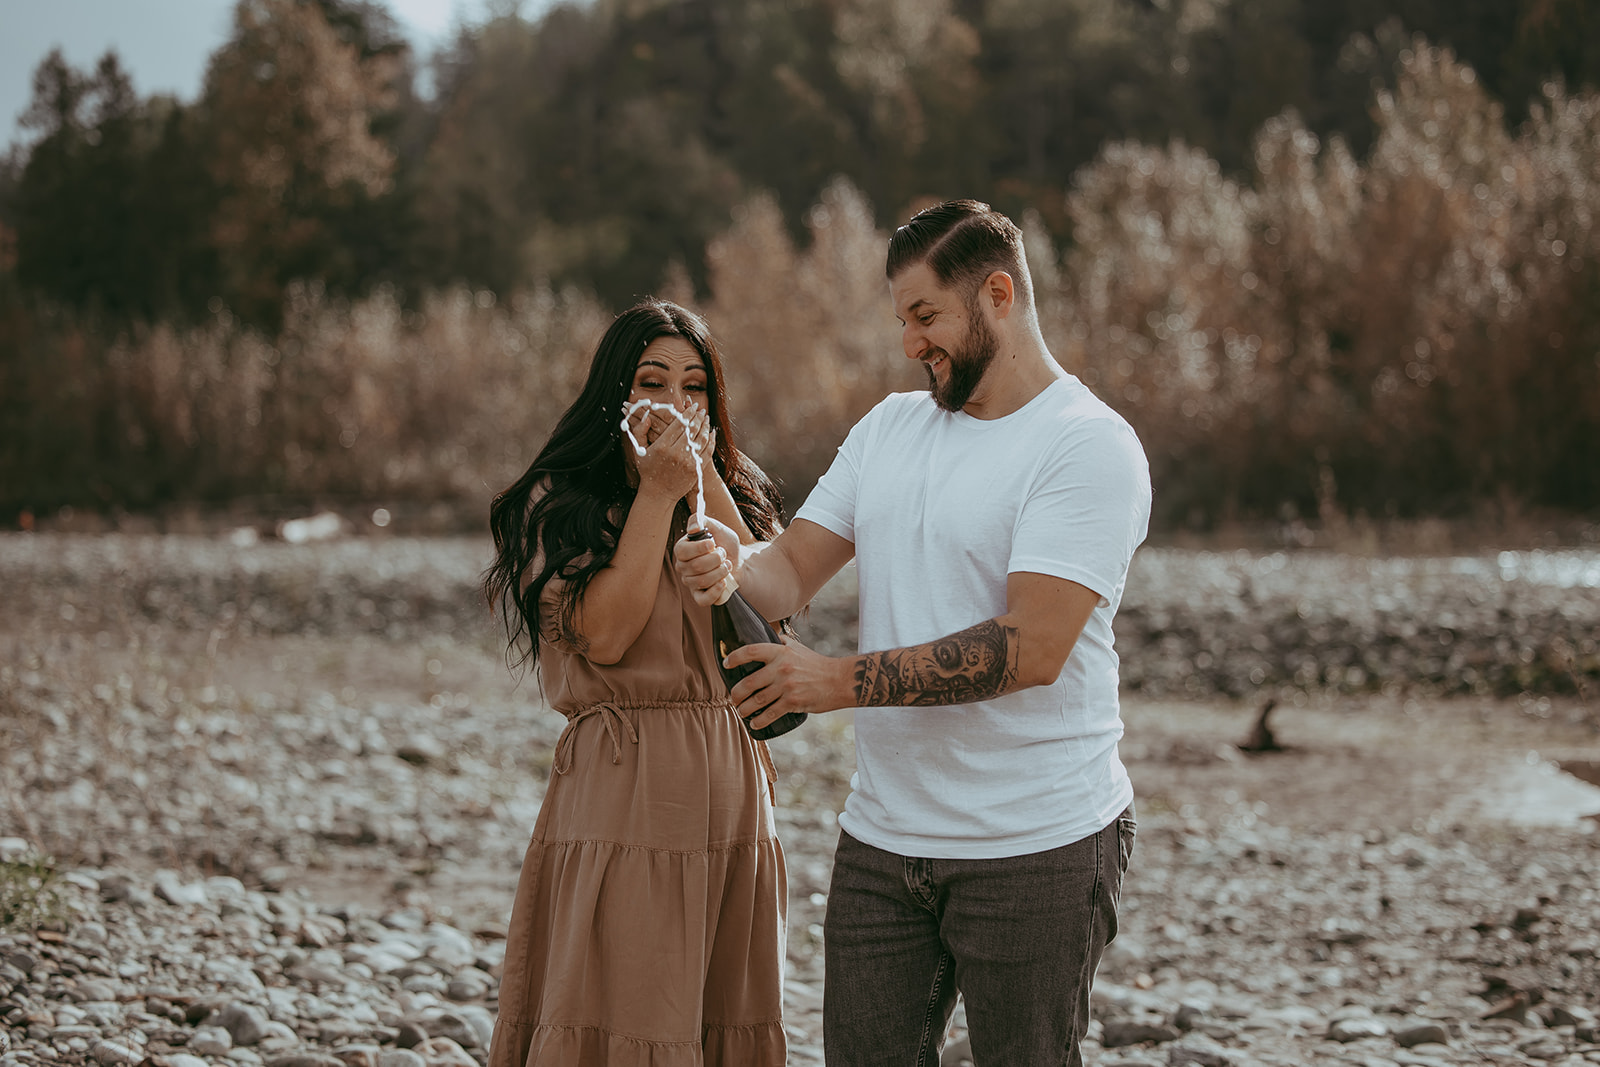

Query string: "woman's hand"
[[629, 403, 710, 505]]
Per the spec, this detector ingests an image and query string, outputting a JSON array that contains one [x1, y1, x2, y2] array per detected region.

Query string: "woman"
[[483, 299, 788, 1066]]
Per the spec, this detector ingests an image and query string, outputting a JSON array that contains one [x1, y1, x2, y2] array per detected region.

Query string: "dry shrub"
[[4, 283, 610, 520], [1053, 38, 1600, 529], [698, 177, 922, 499], [6, 41, 1597, 531]]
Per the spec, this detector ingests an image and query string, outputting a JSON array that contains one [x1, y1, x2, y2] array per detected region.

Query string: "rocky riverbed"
[[4, 533, 1600, 1066]]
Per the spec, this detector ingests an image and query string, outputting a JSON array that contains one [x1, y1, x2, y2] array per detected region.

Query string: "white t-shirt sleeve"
[[1008, 417, 1151, 607]]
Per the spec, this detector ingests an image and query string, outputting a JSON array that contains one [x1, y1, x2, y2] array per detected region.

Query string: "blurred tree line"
[[1, 0, 1597, 531]]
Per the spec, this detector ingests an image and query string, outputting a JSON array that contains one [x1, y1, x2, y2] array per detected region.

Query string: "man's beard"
[[925, 303, 999, 412]]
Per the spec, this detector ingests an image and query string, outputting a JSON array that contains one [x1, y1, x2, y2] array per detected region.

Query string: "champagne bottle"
[[688, 530, 807, 740]]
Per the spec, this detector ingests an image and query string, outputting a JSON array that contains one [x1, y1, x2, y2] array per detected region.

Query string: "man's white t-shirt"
[[794, 376, 1151, 859]]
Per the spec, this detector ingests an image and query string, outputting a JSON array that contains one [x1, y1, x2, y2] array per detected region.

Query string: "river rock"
[[153, 870, 212, 908], [1103, 1020, 1183, 1047], [445, 970, 493, 1002], [1328, 1014, 1389, 1042], [90, 1039, 143, 1066], [1165, 1038, 1232, 1066], [265, 1053, 345, 1067], [412, 1037, 478, 1067], [422, 1008, 493, 1050], [190, 1026, 234, 1055], [215, 1002, 273, 1046], [1394, 1021, 1452, 1047], [394, 1021, 429, 1049]]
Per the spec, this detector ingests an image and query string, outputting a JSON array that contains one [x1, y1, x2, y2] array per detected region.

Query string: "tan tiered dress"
[[487, 545, 788, 1067]]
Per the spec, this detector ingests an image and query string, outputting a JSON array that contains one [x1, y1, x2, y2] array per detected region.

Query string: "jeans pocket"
[[1115, 811, 1137, 876]]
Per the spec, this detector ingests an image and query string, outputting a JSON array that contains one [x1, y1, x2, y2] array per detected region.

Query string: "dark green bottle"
[[688, 531, 807, 740]]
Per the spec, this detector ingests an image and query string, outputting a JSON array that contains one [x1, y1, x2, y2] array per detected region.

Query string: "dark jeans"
[[822, 806, 1135, 1067]]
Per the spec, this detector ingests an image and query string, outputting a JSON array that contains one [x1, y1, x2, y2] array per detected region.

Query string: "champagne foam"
[[624, 399, 734, 604], [621, 399, 707, 531]]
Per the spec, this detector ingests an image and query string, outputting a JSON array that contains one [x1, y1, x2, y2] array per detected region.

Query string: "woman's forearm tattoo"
[[852, 620, 1021, 707]]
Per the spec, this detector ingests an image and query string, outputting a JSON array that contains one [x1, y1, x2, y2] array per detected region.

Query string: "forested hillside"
[[2, 0, 1597, 530]]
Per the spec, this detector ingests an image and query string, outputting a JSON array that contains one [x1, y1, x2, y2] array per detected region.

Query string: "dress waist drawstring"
[[553, 702, 638, 775], [548, 699, 774, 782]]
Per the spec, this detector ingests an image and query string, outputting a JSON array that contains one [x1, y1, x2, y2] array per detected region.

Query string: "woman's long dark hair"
[[484, 298, 785, 674]]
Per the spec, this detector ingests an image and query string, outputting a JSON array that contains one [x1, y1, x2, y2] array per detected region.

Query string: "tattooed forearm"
[[852, 620, 1021, 707]]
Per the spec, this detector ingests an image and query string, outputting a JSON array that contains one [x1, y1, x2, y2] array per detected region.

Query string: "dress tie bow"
[[552, 701, 638, 775]]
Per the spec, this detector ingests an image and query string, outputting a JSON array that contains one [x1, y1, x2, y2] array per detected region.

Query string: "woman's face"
[[621, 335, 712, 477], [628, 335, 710, 413]]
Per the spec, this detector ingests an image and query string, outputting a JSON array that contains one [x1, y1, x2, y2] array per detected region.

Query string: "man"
[[675, 199, 1151, 1066]]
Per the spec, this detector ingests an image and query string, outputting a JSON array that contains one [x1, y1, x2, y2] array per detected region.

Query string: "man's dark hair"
[[885, 199, 1034, 314]]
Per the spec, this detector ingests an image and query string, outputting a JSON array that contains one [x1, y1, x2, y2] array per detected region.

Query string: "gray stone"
[[411, 1038, 476, 1067], [396, 737, 446, 766], [259, 1020, 300, 1049], [0, 962, 24, 998], [1166, 1040, 1232, 1066], [1546, 1003, 1598, 1028], [90, 1040, 143, 1066], [420, 926, 476, 971], [204, 958, 266, 992], [317, 1020, 376, 1044], [154, 870, 212, 908], [1103, 1020, 1184, 1048], [331, 1046, 380, 1067], [377, 1051, 426, 1067], [380, 909, 428, 933], [395, 1022, 428, 1049], [192, 1025, 235, 1055], [444, 970, 493, 1003], [297, 916, 347, 949], [77, 979, 119, 1001], [98, 874, 139, 902], [53, 1025, 104, 1041], [400, 973, 447, 996], [1395, 1022, 1451, 1048], [264, 1054, 345, 1067], [1518, 1034, 1568, 1060], [1329, 1015, 1389, 1042], [288, 961, 348, 987], [424, 1009, 491, 1050], [216, 1003, 272, 1047]]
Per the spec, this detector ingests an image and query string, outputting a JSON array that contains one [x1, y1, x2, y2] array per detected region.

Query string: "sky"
[[0, 0, 554, 149]]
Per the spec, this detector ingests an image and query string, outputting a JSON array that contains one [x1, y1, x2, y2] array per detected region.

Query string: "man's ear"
[[983, 270, 1017, 319]]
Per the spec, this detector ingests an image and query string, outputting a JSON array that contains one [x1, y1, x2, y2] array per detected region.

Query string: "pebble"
[[191, 1026, 234, 1055], [1330, 1015, 1390, 1042]]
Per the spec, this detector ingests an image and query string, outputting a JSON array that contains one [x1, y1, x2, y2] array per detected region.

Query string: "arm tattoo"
[[852, 619, 1021, 707]]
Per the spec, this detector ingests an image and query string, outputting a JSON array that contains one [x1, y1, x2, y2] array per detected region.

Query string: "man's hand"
[[723, 636, 854, 729], [673, 516, 740, 606]]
